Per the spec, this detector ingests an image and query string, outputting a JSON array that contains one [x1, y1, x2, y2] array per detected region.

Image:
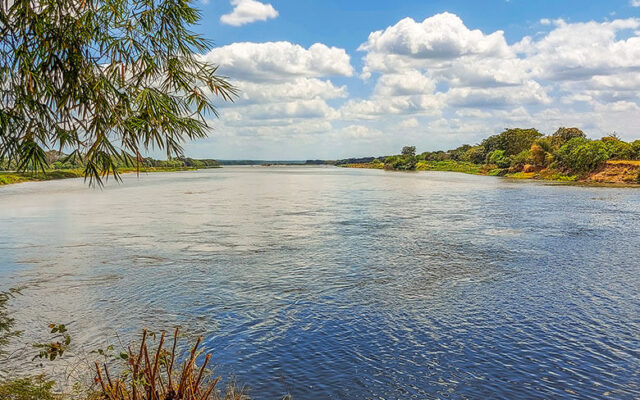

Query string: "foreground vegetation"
[[1, 0, 236, 186], [0, 290, 247, 400], [343, 128, 640, 185]]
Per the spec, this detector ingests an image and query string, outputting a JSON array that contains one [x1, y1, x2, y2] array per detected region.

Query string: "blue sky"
[[178, 0, 640, 159]]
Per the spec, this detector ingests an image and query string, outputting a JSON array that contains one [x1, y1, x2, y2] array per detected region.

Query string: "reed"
[[93, 328, 245, 400]]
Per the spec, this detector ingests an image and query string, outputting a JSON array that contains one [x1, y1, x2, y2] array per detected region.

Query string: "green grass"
[[416, 160, 484, 175], [0, 167, 196, 186], [0, 170, 84, 186]]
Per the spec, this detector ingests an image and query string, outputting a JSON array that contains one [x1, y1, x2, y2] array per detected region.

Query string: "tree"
[[551, 127, 585, 147], [401, 146, 416, 157], [555, 138, 609, 173], [601, 136, 634, 160], [482, 128, 543, 156], [1, 0, 236, 185], [460, 146, 485, 164], [488, 150, 510, 168]]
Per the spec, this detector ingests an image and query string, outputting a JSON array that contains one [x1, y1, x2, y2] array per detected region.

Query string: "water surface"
[[1, 167, 639, 399]]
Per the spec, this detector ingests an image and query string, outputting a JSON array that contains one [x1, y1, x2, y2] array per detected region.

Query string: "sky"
[[179, 0, 640, 160]]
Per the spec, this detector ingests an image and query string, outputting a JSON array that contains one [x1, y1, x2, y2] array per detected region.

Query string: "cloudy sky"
[[181, 0, 640, 160]]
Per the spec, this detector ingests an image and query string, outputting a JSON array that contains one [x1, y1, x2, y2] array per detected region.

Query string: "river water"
[[1, 167, 639, 399]]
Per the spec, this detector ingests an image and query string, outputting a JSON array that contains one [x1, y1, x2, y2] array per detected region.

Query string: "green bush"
[[632, 140, 640, 160], [509, 150, 531, 169], [460, 146, 485, 164], [482, 128, 543, 156], [555, 138, 609, 173], [488, 150, 511, 168], [603, 138, 635, 160], [384, 155, 417, 170]]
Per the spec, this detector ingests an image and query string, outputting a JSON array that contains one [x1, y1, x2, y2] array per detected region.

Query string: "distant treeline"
[[375, 128, 640, 175], [218, 160, 306, 166], [0, 151, 220, 171], [334, 157, 389, 166]]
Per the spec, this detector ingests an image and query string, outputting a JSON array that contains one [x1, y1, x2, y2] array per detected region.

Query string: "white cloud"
[[220, 0, 278, 26], [205, 42, 353, 82], [517, 18, 640, 81], [359, 13, 512, 78], [631, 0, 640, 7], [192, 13, 640, 159]]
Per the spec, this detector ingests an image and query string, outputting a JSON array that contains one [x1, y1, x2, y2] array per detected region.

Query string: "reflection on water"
[[1, 167, 640, 399]]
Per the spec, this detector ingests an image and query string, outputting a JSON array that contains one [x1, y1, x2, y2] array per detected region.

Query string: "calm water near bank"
[[1, 166, 639, 399]]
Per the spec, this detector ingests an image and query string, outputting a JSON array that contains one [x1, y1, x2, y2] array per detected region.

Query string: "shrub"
[[509, 150, 532, 170], [602, 138, 634, 160], [460, 146, 486, 164], [555, 138, 609, 173], [488, 150, 510, 168], [530, 143, 547, 166]]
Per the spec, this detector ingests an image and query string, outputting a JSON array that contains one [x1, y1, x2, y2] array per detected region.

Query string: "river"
[[1, 166, 639, 399]]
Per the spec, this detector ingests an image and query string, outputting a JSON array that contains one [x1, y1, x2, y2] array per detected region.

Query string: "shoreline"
[[341, 160, 640, 187], [0, 167, 205, 187], [3, 163, 639, 188]]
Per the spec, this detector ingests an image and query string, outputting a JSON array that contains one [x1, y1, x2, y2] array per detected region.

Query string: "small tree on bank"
[[1, 0, 236, 185]]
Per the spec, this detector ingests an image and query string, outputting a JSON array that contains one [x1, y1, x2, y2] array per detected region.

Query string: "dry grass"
[[93, 329, 246, 400], [606, 160, 640, 166]]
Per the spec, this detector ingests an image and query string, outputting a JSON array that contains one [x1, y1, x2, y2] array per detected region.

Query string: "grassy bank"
[[0, 167, 199, 187], [415, 160, 484, 175], [342, 160, 640, 185], [339, 127, 640, 186]]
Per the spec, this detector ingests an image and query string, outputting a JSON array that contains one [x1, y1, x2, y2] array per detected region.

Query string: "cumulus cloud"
[[220, 0, 278, 26], [516, 18, 640, 81], [359, 13, 512, 78], [195, 13, 640, 159], [204, 42, 353, 82]]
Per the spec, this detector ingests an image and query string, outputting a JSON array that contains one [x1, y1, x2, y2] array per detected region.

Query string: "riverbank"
[[0, 167, 202, 187], [342, 160, 640, 186]]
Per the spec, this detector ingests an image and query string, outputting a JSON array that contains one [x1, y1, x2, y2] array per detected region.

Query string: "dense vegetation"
[[349, 128, 640, 183]]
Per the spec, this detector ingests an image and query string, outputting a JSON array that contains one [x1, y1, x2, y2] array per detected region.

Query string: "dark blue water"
[[1, 167, 639, 399]]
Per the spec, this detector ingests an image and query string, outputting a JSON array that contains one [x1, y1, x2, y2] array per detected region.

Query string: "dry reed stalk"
[[94, 329, 245, 400]]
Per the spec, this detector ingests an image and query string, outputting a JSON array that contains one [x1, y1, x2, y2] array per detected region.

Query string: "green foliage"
[[1, 0, 236, 186], [0, 289, 22, 356], [420, 150, 451, 162], [459, 146, 485, 164], [602, 137, 635, 160], [0, 375, 57, 400], [348, 126, 638, 184], [488, 150, 511, 168], [416, 160, 483, 174], [33, 324, 71, 361], [481, 128, 543, 156], [555, 138, 609, 173], [509, 150, 531, 169], [385, 154, 417, 170], [385, 147, 418, 170], [401, 146, 416, 157], [551, 127, 586, 147]]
